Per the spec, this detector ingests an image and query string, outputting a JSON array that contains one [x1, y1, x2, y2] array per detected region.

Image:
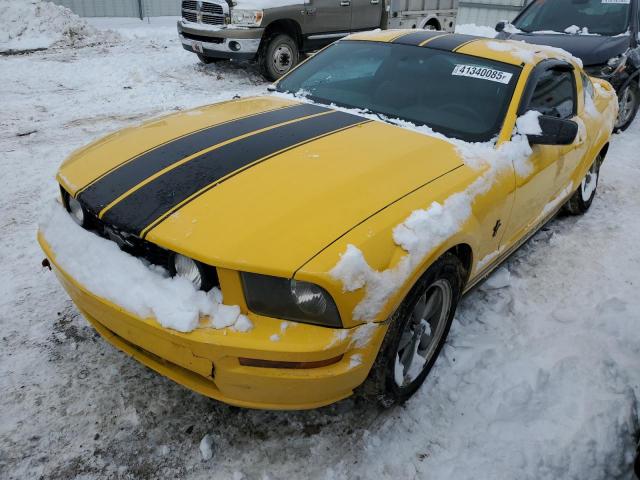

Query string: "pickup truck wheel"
[[357, 253, 464, 408], [614, 82, 639, 132], [259, 33, 299, 81], [564, 154, 602, 215], [196, 53, 223, 64]]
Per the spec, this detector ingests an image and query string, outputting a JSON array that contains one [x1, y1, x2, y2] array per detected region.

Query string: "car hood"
[[499, 32, 630, 66], [58, 96, 464, 277]]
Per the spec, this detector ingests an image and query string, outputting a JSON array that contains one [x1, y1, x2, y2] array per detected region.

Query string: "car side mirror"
[[495, 21, 506, 33], [527, 115, 579, 146]]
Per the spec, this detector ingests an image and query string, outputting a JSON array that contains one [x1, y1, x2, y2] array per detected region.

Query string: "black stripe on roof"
[[392, 30, 445, 46], [424, 33, 481, 51]]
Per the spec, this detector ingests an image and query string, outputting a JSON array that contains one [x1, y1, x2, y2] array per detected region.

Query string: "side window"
[[581, 71, 594, 102], [528, 68, 576, 119]]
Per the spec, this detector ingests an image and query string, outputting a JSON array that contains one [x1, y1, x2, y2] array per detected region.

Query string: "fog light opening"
[[239, 355, 344, 369], [229, 41, 241, 51]]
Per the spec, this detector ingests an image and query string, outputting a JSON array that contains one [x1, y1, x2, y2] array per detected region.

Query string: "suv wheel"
[[259, 33, 299, 81], [614, 82, 639, 132]]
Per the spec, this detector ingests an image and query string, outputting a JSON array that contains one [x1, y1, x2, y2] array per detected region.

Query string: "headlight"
[[60, 187, 85, 227], [241, 273, 342, 327], [230, 9, 263, 26], [599, 53, 628, 78], [170, 254, 217, 291], [68, 196, 85, 226]]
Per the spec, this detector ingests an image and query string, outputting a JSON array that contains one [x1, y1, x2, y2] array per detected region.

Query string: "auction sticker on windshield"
[[602, 0, 630, 4], [452, 65, 513, 84]]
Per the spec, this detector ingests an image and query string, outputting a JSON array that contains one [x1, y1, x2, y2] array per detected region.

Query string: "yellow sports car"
[[39, 31, 617, 410]]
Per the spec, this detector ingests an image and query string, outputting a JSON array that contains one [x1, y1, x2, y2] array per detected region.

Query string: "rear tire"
[[564, 154, 603, 215], [357, 253, 464, 407], [259, 33, 299, 81], [614, 82, 639, 132]]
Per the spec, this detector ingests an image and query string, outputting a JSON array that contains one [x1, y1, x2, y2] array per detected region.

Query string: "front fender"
[[295, 167, 481, 328]]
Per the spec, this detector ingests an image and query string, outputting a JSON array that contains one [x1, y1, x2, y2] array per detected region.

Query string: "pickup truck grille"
[[182, 10, 197, 23], [182, 1, 226, 25], [202, 14, 224, 25], [201, 3, 224, 15]]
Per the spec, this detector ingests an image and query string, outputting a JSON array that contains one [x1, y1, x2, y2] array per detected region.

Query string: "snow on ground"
[[1, 15, 639, 480]]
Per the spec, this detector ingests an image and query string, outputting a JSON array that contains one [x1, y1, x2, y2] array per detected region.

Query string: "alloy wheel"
[[615, 85, 637, 129], [581, 160, 599, 202], [395, 279, 453, 387]]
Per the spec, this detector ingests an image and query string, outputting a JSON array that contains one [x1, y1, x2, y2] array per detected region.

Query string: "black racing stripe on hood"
[[392, 31, 446, 46], [425, 33, 480, 51], [77, 103, 329, 212], [100, 111, 370, 236]]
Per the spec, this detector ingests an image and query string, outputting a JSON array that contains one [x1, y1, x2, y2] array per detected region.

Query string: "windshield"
[[513, 0, 631, 36], [276, 41, 520, 142]]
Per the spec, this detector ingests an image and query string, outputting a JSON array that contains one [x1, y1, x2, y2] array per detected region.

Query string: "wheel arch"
[[261, 19, 303, 48], [377, 235, 477, 325], [419, 16, 442, 30]]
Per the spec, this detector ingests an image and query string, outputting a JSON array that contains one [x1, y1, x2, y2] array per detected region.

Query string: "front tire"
[[259, 33, 299, 81], [614, 82, 639, 132], [564, 154, 603, 215], [358, 253, 464, 407]]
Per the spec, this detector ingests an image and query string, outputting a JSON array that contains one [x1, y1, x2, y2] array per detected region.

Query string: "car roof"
[[344, 30, 582, 69]]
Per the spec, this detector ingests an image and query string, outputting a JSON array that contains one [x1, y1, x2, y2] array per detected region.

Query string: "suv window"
[[514, 0, 631, 36], [528, 69, 576, 119]]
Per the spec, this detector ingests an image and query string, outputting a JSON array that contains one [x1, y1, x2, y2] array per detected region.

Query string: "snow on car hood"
[[57, 96, 464, 277]]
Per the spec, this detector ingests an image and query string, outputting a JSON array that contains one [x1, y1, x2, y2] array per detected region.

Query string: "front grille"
[[86, 209, 172, 268], [181, 1, 226, 25], [182, 10, 197, 22], [60, 186, 220, 292], [202, 14, 224, 25], [201, 2, 224, 14]]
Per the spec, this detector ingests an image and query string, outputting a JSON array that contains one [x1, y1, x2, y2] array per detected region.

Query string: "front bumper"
[[178, 20, 263, 60], [38, 231, 387, 410]]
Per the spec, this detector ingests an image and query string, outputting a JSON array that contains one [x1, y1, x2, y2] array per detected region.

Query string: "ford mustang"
[[38, 31, 617, 410]]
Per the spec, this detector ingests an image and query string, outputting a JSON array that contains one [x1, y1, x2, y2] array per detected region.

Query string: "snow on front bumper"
[[38, 204, 386, 409]]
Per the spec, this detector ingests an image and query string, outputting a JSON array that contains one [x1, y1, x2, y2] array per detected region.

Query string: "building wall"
[[52, 0, 181, 18], [457, 0, 526, 26]]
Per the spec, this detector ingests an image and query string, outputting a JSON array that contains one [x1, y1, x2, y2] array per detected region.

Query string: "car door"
[[350, 0, 382, 31], [303, 0, 352, 36], [502, 61, 580, 249]]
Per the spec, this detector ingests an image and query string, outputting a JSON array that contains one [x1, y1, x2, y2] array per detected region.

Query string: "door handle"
[[340, 0, 350, 6], [371, 0, 380, 3]]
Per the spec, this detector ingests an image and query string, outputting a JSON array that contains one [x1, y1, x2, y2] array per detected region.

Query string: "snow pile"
[[454, 24, 498, 38], [0, 0, 119, 53], [331, 124, 536, 321], [39, 201, 252, 333]]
